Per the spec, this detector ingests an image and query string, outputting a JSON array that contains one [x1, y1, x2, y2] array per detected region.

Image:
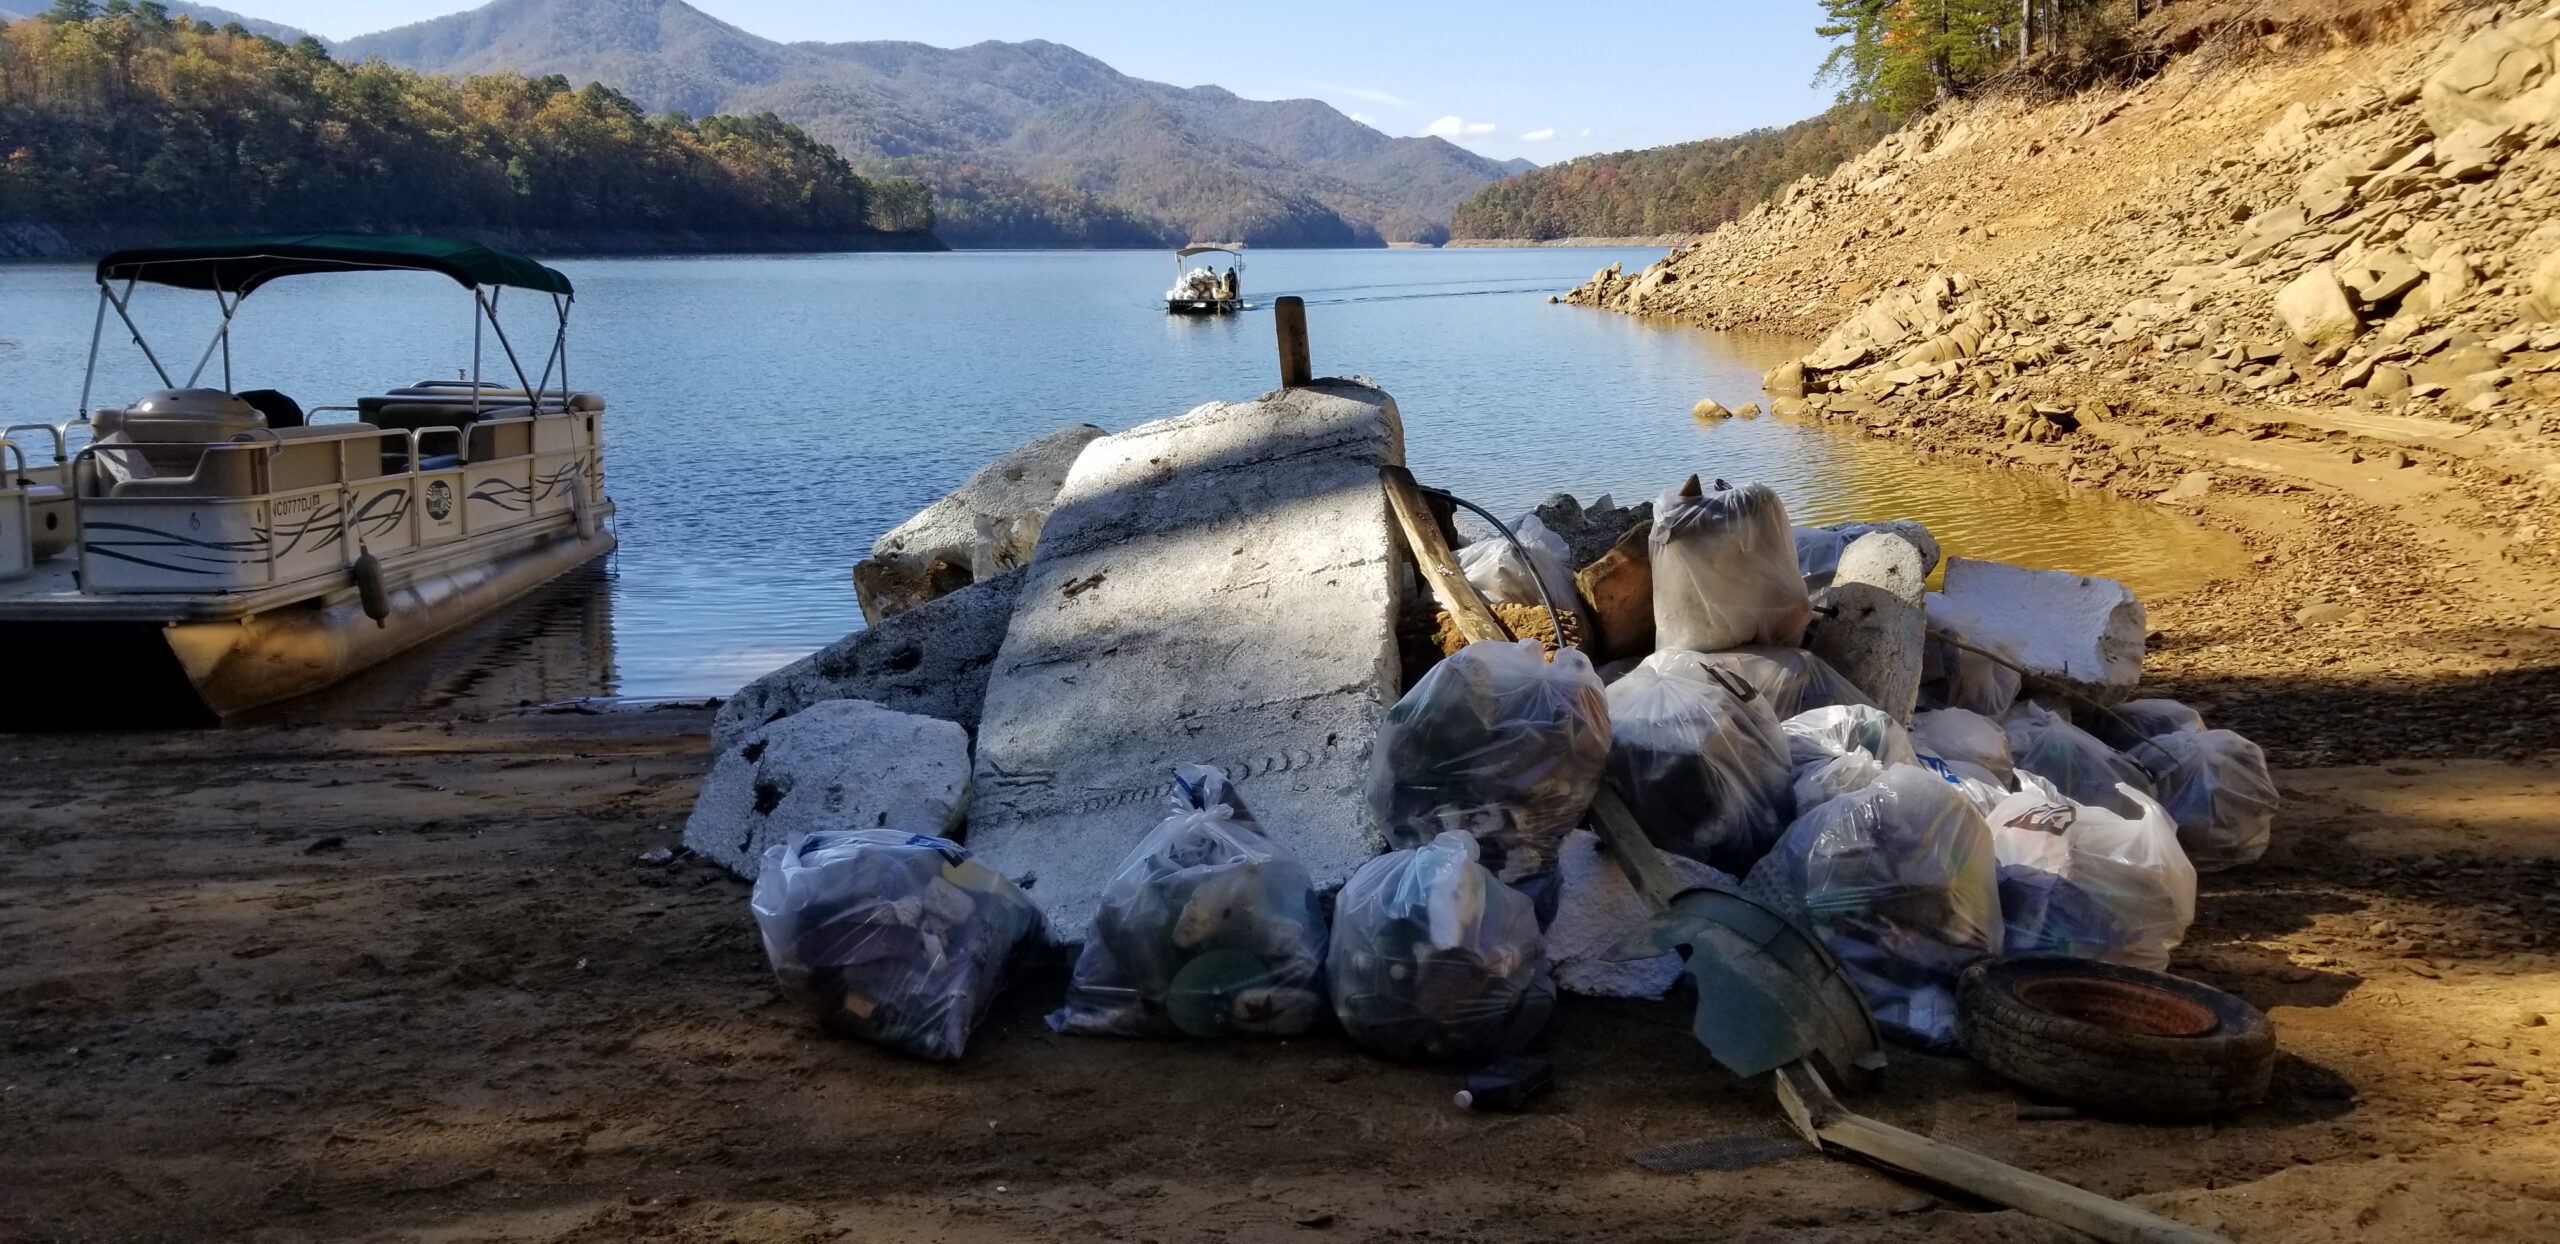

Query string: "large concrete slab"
[[966, 380, 1407, 939], [1928, 557, 2146, 705], [711, 568, 1023, 757]]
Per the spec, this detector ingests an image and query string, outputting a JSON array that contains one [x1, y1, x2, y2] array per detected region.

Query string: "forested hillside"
[[0, 6, 936, 246], [1448, 107, 1893, 241]]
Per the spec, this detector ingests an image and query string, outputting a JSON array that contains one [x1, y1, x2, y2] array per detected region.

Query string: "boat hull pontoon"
[[0, 233, 615, 728]]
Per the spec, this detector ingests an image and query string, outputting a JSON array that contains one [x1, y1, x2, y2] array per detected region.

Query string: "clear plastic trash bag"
[[1742, 764, 2002, 1050], [1050, 767, 1328, 1039], [1918, 616, 2023, 718], [1792, 751, 1884, 815], [1651, 478, 1810, 652], [751, 829, 1046, 1061], [1782, 704, 1919, 769], [2086, 697, 2206, 751], [1603, 662, 1796, 875], [1652, 645, 1875, 717], [1985, 780, 2196, 971], [2004, 702, 2157, 817], [1912, 708, 2015, 786], [1329, 831, 1555, 1063], [2127, 728, 2278, 872], [1458, 513, 1580, 615], [1368, 639, 1612, 882]]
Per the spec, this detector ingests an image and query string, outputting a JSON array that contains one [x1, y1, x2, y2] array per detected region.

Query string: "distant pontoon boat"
[[1164, 243, 1244, 315], [0, 233, 615, 726]]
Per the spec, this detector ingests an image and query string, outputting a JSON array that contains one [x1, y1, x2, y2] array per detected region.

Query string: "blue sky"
[[254, 0, 1841, 163]]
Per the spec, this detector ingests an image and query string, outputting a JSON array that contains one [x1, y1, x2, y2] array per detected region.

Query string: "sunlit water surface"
[[0, 248, 2242, 716]]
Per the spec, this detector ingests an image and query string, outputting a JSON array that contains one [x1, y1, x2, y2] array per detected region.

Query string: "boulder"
[[852, 424, 1106, 622], [683, 699, 972, 880], [2531, 250, 2560, 321], [712, 568, 1023, 757], [1926, 557, 2146, 705], [2275, 265, 2361, 346], [1692, 397, 1732, 421], [965, 381, 1408, 939], [2338, 250, 2425, 307], [1575, 522, 1655, 662], [2411, 247, 2476, 315], [2420, 14, 2560, 139], [2155, 471, 2215, 507], [1764, 360, 1809, 397], [1803, 533, 1929, 722]]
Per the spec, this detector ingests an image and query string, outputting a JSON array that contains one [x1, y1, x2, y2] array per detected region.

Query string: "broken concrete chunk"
[[712, 568, 1023, 757], [1927, 557, 2146, 705], [2276, 265, 2361, 346], [1804, 533, 1929, 722], [853, 423, 1106, 622], [965, 381, 1407, 939], [684, 699, 972, 880], [1576, 522, 1655, 662]]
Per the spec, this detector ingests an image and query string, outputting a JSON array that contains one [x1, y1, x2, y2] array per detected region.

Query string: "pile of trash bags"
[[1602, 659, 1794, 874], [2126, 727, 2280, 871], [1982, 774, 2195, 971], [1651, 478, 1809, 652], [1166, 266, 1226, 300], [1658, 645, 1873, 717], [1329, 831, 1554, 1063], [751, 830, 1046, 1061], [1050, 767, 1328, 1039], [1458, 514, 1579, 617], [1367, 639, 1611, 885]]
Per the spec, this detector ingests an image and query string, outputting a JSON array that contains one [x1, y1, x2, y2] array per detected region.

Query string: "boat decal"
[[352, 488, 411, 539], [265, 502, 347, 555], [82, 542, 228, 575], [81, 521, 264, 553], [532, 459, 587, 501], [468, 478, 532, 513]]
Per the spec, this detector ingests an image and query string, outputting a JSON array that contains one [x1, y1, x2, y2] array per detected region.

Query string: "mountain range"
[[272, 0, 1536, 248]]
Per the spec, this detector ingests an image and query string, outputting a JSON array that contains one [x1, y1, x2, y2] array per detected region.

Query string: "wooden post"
[[1275, 295, 1312, 388], [1380, 466, 1511, 647]]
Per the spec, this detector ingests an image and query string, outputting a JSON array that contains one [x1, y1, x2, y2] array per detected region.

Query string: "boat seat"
[[103, 444, 260, 500]]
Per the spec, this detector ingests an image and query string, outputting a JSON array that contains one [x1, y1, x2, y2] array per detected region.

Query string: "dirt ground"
[[5, 449, 2560, 1244]]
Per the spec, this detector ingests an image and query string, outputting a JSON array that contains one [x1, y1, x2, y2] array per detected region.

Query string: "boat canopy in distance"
[[95, 233, 574, 297], [1175, 243, 1244, 260]]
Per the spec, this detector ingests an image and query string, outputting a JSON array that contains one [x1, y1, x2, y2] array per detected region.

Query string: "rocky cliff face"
[[1565, 1, 2560, 460]]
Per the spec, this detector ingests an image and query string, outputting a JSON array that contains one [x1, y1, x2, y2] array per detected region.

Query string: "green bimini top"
[[96, 233, 574, 297]]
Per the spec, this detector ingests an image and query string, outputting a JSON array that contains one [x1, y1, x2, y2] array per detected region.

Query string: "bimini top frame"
[[79, 233, 578, 424]]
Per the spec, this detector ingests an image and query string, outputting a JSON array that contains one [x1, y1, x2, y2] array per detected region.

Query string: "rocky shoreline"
[[1558, 1, 2560, 771], [1447, 234, 1702, 249]]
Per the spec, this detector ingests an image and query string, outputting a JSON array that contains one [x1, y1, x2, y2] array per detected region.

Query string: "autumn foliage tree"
[[1817, 0, 2138, 117], [0, 9, 936, 238]]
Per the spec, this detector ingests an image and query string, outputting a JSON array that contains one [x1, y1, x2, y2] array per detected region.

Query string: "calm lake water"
[[0, 248, 2243, 714]]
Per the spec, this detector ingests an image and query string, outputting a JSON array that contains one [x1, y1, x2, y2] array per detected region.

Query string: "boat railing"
[[64, 402, 601, 595]]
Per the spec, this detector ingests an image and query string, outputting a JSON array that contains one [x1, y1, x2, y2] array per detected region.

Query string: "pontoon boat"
[[1165, 244, 1245, 315], [0, 234, 615, 726]]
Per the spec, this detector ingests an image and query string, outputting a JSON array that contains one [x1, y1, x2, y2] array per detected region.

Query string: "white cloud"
[[1425, 115, 1499, 139], [1520, 127, 1557, 142], [1579, 127, 1595, 137]]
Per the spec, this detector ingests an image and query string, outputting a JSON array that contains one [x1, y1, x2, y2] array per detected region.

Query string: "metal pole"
[[472, 290, 484, 416], [184, 288, 238, 388], [104, 280, 171, 388], [76, 287, 108, 422], [479, 290, 539, 397]]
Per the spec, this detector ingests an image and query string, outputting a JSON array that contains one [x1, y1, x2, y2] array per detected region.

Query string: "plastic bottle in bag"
[[1050, 766, 1328, 1038], [1742, 765, 2001, 1050], [1650, 477, 1810, 652], [2126, 729, 2278, 872], [1329, 831, 1555, 1063], [2004, 702, 2156, 816], [1367, 639, 1611, 883], [1650, 645, 1875, 717], [751, 830, 1046, 1061], [1985, 779, 2196, 971]]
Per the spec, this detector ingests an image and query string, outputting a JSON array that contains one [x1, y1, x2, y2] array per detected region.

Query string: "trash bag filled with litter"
[[2004, 702, 2157, 815], [1458, 514, 1580, 616], [1330, 831, 1554, 1063], [1368, 639, 1611, 882], [1651, 477, 1810, 652], [1984, 775, 2196, 971], [1782, 704, 1919, 769], [1603, 662, 1795, 875], [1743, 764, 2001, 1049], [1652, 645, 1874, 717], [2127, 729, 2279, 872], [1912, 707, 2015, 787], [752, 830, 1046, 1061], [2086, 697, 2206, 752], [1792, 750, 1884, 815], [1050, 767, 1328, 1039], [1918, 617, 2023, 718]]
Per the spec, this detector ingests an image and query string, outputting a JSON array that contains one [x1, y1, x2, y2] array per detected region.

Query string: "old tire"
[[1957, 956, 2274, 1118]]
